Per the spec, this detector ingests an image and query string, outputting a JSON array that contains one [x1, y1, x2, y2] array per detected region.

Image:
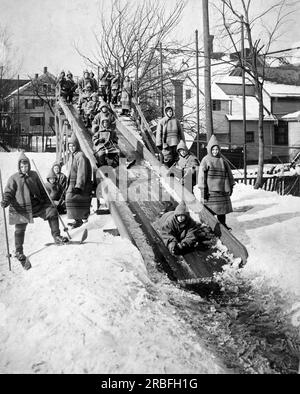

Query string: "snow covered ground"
[[0, 152, 299, 374]]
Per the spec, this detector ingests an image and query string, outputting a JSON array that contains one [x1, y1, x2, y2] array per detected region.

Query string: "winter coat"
[[99, 70, 113, 87], [65, 136, 93, 220], [156, 107, 185, 148], [176, 141, 200, 177], [92, 106, 116, 132], [2, 153, 57, 225], [66, 77, 77, 93], [198, 134, 235, 215], [45, 169, 64, 202], [111, 75, 121, 91], [121, 80, 133, 110], [78, 77, 93, 94], [52, 162, 67, 192], [159, 202, 199, 249], [92, 120, 119, 155], [90, 77, 98, 92]]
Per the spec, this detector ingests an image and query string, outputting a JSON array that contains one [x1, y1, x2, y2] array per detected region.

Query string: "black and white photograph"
[[0, 0, 300, 376]]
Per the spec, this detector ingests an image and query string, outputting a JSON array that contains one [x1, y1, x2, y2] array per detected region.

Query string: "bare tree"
[[0, 25, 22, 110], [76, 0, 186, 99], [216, 0, 297, 188]]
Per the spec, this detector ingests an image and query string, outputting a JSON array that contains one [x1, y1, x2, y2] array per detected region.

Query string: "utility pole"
[[202, 0, 213, 140], [241, 15, 247, 184], [159, 42, 164, 117], [136, 48, 139, 102], [17, 74, 20, 149], [195, 30, 200, 160]]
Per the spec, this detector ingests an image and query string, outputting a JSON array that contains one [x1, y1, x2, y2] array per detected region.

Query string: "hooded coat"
[[45, 168, 64, 202], [121, 79, 133, 110], [198, 135, 235, 215], [92, 104, 116, 132], [65, 135, 93, 220], [159, 201, 199, 249], [2, 153, 57, 225], [156, 106, 185, 148], [176, 141, 200, 176], [52, 162, 67, 191]]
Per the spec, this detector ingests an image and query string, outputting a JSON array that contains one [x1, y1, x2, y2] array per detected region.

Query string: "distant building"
[[0, 67, 56, 150]]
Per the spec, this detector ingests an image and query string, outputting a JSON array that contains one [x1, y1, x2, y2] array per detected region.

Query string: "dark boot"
[[53, 235, 69, 245], [68, 219, 83, 229], [15, 223, 27, 255], [15, 251, 32, 270]]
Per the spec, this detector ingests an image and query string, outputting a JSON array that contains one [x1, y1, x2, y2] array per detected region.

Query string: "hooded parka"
[[65, 135, 93, 220], [2, 153, 57, 225], [159, 201, 199, 251], [156, 106, 185, 148], [198, 135, 235, 215]]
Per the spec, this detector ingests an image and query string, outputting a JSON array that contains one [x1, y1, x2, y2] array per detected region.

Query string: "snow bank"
[[229, 183, 300, 297], [0, 153, 226, 374]]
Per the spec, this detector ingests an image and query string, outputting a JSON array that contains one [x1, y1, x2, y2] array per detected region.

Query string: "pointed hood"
[[46, 167, 57, 183], [176, 140, 188, 152], [52, 161, 62, 175], [174, 201, 188, 216], [207, 134, 220, 157], [164, 106, 174, 117], [100, 102, 110, 111], [68, 133, 80, 150], [18, 152, 31, 172]]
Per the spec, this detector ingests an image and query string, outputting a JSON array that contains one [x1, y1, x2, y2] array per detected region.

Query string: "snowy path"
[[0, 153, 299, 373], [0, 153, 226, 374]]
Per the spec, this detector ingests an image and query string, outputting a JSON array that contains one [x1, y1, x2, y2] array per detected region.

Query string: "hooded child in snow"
[[65, 134, 93, 229], [198, 134, 235, 229], [0, 153, 68, 268], [45, 167, 66, 214], [159, 201, 200, 255], [156, 106, 185, 167], [170, 140, 200, 193], [92, 118, 119, 168]]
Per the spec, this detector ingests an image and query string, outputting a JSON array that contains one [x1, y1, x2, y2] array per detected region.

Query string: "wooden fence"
[[234, 174, 300, 197]]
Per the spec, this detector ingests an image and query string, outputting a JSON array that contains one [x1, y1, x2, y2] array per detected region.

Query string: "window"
[[30, 117, 44, 126], [185, 89, 192, 100], [274, 121, 288, 145], [212, 100, 221, 111], [49, 117, 54, 127], [246, 131, 255, 143], [33, 99, 44, 107], [25, 99, 34, 109]]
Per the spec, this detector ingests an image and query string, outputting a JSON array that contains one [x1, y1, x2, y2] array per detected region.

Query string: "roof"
[[282, 110, 300, 121], [0, 79, 30, 98], [211, 83, 230, 100], [5, 71, 57, 99], [214, 75, 254, 86], [226, 96, 276, 122], [264, 81, 300, 97]]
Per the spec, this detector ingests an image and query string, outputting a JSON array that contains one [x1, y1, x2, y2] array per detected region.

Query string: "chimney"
[[43, 66, 47, 74], [35, 73, 39, 79]]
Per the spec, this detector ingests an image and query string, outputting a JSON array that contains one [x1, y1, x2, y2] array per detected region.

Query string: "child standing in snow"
[[0, 153, 69, 269], [45, 168, 66, 215], [198, 134, 235, 230]]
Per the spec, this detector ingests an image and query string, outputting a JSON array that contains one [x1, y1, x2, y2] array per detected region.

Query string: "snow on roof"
[[282, 110, 300, 121], [214, 75, 253, 86], [5, 72, 57, 98], [226, 96, 276, 121], [211, 83, 230, 100], [264, 81, 300, 97]]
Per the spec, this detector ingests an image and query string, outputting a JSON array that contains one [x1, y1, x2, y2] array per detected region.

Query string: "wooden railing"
[[234, 174, 300, 197]]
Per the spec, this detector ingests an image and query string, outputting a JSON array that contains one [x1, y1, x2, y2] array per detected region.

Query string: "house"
[[182, 68, 300, 163], [1, 67, 57, 151]]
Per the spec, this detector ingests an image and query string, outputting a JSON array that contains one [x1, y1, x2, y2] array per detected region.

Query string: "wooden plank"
[[116, 115, 249, 266]]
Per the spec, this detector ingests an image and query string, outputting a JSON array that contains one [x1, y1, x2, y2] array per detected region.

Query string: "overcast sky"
[[0, 0, 300, 79]]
